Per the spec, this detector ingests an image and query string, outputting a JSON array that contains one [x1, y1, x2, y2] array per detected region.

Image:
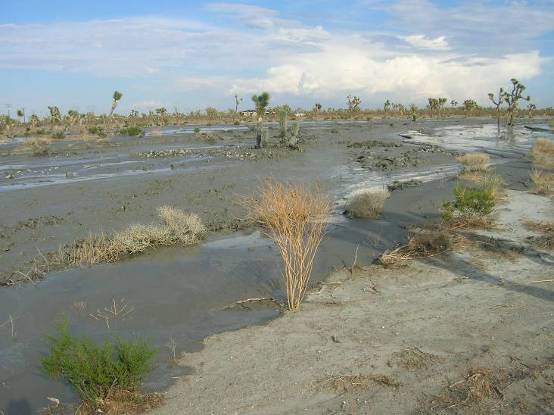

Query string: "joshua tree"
[[30, 114, 39, 128], [206, 107, 218, 119], [428, 97, 447, 117], [347, 95, 361, 112], [16, 108, 25, 123], [313, 103, 322, 113], [277, 106, 289, 143], [155, 107, 167, 125], [527, 103, 536, 118], [450, 100, 458, 108], [409, 104, 418, 122], [109, 91, 123, 117], [488, 88, 504, 131], [67, 110, 79, 125], [252, 92, 270, 148], [501, 78, 530, 127], [234, 94, 243, 113], [48, 106, 61, 126], [463, 99, 478, 116]]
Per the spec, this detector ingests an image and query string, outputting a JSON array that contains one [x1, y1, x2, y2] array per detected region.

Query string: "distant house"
[[240, 110, 256, 117]]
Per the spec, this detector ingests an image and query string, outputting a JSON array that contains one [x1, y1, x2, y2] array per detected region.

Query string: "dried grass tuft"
[[524, 220, 554, 250], [378, 227, 455, 267], [322, 374, 399, 394], [530, 169, 554, 195], [243, 179, 329, 311], [64, 207, 205, 266], [456, 153, 490, 172], [530, 138, 554, 168], [345, 189, 390, 218]]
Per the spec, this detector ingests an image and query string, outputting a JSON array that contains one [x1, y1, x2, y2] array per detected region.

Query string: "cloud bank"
[[1, 0, 552, 107]]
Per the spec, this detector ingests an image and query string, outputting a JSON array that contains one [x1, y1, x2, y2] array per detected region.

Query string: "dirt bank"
[[153, 189, 554, 415]]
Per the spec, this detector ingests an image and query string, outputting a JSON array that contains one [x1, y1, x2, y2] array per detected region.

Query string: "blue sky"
[[1, 0, 553, 115]]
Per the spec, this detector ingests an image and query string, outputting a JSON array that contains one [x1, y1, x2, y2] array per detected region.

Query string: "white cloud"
[[0, 1, 551, 107], [403, 34, 449, 50]]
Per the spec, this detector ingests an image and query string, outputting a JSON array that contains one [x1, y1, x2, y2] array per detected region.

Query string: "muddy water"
[[0, 120, 549, 413]]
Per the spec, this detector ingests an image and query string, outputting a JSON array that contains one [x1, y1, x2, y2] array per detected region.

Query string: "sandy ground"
[[153, 189, 554, 415]]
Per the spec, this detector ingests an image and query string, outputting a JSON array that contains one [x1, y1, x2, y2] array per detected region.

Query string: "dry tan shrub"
[[345, 189, 390, 218], [456, 153, 490, 172], [530, 138, 554, 168], [524, 220, 554, 250], [244, 179, 330, 311], [16, 137, 50, 156], [157, 206, 206, 242], [64, 207, 205, 266], [530, 169, 554, 195]]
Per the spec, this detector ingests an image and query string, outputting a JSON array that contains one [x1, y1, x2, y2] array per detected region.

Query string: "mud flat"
[[0, 119, 552, 412], [153, 189, 554, 415]]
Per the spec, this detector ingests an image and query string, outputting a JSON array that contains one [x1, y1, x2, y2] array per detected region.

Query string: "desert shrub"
[[51, 131, 65, 140], [524, 220, 554, 250], [456, 153, 490, 172], [19, 137, 50, 156], [378, 227, 453, 266], [345, 189, 390, 218], [530, 169, 554, 195], [118, 126, 144, 137], [194, 127, 200, 133], [87, 126, 106, 137], [244, 179, 329, 311], [530, 138, 554, 168], [41, 324, 155, 406], [64, 207, 205, 265], [233, 120, 240, 125], [442, 185, 495, 227]]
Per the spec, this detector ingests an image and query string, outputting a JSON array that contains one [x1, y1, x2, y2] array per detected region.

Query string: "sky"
[[1, 0, 554, 115]]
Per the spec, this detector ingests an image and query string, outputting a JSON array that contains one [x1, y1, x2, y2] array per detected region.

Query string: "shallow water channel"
[[0, 121, 549, 413]]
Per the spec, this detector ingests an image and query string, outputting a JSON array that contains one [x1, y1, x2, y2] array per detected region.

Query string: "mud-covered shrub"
[[442, 185, 495, 225], [345, 189, 390, 218], [42, 324, 155, 406], [119, 126, 144, 137], [530, 169, 554, 195]]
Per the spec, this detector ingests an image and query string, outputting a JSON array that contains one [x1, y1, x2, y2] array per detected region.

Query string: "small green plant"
[[119, 126, 144, 137], [442, 185, 495, 224], [41, 324, 156, 406], [51, 131, 65, 139], [87, 126, 106, 137], [194, 127, 201, 133]]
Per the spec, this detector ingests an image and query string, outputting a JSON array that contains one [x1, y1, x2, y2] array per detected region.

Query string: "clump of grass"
[[19, 137, 50, 156], [51, 131, 65, 140], [41, 324, 159, 412], [441, 184, 495, 228], [530, 138, 554, 168], [345, 189, 390, 218], [64, 206, 205, 265], [244, 179, 329, 311], [524, 220, 554, 250], [456, 153, 490, 172], [378, 227, 454, 266], [118, 126, 144, 137], [87, 126, 106, 138], [530, 169, 554, 195]]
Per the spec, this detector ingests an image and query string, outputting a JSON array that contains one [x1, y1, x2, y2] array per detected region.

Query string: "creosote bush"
[[65, 206, 205, 265], [456, 153, 490, 172], [345, 189, 390, 218], [442, 184, 495, 228], [118, 126, 144, 137], [41, 324, 156, 410], [244, 179, 329, 311]]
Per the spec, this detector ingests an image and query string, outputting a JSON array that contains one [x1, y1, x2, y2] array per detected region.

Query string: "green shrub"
[[233, 120, 240, 125], [119, 126, 144, 137], [51, 131, 65, 139], [87, 126, 106, 137], [41, 324, 156, 406], [442, 184, 495, 222], [194, 127, 201, 133]]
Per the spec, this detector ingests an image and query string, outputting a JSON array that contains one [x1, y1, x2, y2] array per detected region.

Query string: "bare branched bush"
[[530, 138, 554, 168], [64, 207, 205, 266], [456, 153, 490, 172], [530, 169, 554, 195], [244, 179, 330, 311], [345, 189, 390, 218]]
